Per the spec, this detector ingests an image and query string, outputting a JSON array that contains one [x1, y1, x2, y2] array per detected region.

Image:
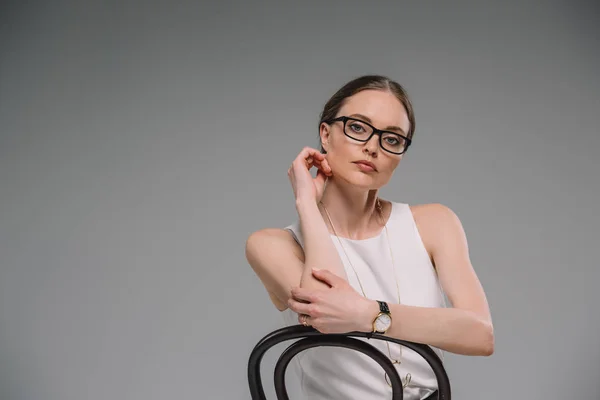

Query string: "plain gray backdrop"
[[1, 1, 599, 399]]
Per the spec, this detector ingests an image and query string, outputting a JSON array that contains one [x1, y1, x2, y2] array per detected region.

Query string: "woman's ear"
[[319, 122, 330, 153]]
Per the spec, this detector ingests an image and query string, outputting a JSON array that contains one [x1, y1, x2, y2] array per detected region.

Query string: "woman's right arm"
[[246, 147, 348, 311], [245, 227, 305, 311], [245, 199, 348, 311]]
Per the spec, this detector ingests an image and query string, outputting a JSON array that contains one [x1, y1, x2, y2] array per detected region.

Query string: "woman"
[[245, 75, 494, 399]]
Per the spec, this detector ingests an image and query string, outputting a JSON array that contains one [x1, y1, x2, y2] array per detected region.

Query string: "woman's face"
[[320, 89, 410, 190]]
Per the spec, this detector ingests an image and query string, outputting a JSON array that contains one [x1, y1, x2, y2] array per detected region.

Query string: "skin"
[[245, 89, 494, 356]]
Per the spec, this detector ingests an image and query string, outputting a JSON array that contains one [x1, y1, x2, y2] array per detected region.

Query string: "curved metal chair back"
[[248, 324, 451, 400]]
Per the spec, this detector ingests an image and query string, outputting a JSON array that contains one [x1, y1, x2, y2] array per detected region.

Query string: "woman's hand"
[[288, 147, 332, 205], [287, 268, 378, 334]]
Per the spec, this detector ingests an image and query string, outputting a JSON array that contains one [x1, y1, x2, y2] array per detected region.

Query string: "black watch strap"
[[377, 300, 390, 314]]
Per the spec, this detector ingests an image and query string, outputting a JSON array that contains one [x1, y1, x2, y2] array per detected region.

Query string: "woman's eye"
[[349, 123, 364, 132]]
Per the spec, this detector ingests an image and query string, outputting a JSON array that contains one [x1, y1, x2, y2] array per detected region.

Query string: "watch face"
[[375, 313, 392, 332]]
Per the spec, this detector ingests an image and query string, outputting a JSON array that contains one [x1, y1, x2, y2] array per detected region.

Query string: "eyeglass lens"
[[344, 118, 407, 154]]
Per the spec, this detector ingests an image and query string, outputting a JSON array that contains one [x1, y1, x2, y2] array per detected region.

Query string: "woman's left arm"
[[288, 203, 494, 356], [379, 203, 494, 356]]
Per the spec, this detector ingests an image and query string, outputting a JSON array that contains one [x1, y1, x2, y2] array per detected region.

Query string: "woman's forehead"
[[339, 90, 410, 132]]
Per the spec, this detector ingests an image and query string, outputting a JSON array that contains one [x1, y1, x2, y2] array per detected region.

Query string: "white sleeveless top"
[[281, 201, 447, 400]]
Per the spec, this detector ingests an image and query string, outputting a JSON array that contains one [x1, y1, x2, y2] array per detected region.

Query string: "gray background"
[[1, 1, 599, 399]]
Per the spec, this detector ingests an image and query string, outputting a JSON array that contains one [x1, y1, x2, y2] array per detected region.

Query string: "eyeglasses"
[[324, 116, 411, 155]]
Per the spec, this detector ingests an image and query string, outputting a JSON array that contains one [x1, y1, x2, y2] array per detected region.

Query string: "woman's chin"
[[333, 171, 382, 190]]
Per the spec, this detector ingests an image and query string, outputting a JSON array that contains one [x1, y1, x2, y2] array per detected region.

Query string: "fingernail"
[[312, 268, 321, 272]]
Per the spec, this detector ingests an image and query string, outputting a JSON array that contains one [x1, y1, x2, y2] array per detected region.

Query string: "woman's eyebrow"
[[348, 113, 406, 134]]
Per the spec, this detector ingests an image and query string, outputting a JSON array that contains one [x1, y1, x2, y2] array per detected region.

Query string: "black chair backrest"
[[248, 324, 451, 400]]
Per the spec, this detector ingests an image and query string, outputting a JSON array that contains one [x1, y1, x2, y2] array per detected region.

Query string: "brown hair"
[[318, 74, 415, 153]]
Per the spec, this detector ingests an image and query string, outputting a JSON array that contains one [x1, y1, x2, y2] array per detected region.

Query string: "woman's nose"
[[363, 135, 380, 156]]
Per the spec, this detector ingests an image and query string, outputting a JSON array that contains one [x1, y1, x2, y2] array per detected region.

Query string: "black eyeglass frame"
[[324, 116, 412, 155]]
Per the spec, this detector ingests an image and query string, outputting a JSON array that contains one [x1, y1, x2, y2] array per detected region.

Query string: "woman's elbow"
[[478, 320, 495, 356]]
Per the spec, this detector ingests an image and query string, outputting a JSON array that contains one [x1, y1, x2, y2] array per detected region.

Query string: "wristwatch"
[[372, 300, 392, 334]]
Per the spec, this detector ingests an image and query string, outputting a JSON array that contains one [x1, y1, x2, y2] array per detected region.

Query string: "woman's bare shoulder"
[[408, 202, 451, 218], [246, 227, 302, 254], [408, 203, 462, 263], [408, 202, 460, 224]]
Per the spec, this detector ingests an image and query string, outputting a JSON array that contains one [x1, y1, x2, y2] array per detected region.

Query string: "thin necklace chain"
[[319, 198, 411, 389]]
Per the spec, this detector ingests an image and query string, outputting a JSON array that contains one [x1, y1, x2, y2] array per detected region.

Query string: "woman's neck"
[[318, 181, 383, 240]]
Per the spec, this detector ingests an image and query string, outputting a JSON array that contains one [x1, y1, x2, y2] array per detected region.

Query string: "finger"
[[305, 147, 325, 159], [294, 155, 321, 173], [297, 313, 312, 327], [312, 268, 345, 287], [321, 158, 332, 174], [311, 152, 331, 175], [310, 158, 333, 178], [294, 147, 328, 173], [291, 286, 316, 303], [300, 147, 325, 168], [297, 147, 323, 162], [288, 298, 312, 315], [304, 154, 327, 171]]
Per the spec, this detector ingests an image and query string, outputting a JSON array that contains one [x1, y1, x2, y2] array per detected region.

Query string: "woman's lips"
[[353, 161, 377, 172]]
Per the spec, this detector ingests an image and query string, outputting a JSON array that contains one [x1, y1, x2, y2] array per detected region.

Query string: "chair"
[[248, 324, 451, 399]]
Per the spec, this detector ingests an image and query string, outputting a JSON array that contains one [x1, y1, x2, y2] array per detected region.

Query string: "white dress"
[[281, 201, 447, 400]]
